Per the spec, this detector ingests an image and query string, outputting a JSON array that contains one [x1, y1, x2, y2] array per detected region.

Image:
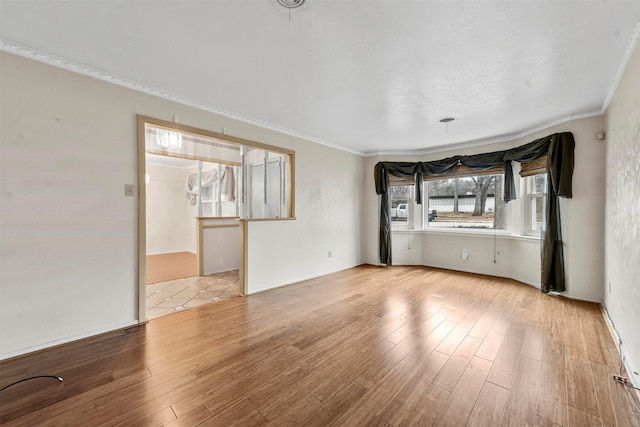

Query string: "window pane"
[[145, 123, 293, 219], [426, 175, 506, 229], [245, 148, 289, 219], [390, 185, 411, 224], [534, 173, 547, 193], [525, 174, 547, 234], [530, 196, 545, 232]]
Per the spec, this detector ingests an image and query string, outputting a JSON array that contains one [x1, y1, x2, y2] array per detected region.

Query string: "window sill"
[[240, 217, 296, 222], [392, 228, 541, 241], [510, 234, 541, 242], [391, 227, 417, 232], [421, 228, 512, 238]]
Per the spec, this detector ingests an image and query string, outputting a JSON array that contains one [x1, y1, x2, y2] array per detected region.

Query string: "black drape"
[[378, 168, 392, 265], [540, 133, 575, 292], [374, 132, 575, 293]]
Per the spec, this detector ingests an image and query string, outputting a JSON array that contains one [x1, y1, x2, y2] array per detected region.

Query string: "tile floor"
[[146, 269, 240, 319]]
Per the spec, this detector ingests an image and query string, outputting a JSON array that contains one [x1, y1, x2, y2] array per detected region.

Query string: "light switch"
[[124, 184, 135, 197]]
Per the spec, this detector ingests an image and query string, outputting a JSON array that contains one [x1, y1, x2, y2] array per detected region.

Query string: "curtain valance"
[[375, 132, 575, 203]]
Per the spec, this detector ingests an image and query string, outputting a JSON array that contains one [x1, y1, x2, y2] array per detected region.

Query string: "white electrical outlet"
[[124, 184, 135, 197], [462, 249, 468, 261], [328, 251, 332, 258]]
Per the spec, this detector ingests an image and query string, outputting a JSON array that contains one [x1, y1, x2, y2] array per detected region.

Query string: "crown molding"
[[0, 39, 365, 157], [365, 109, 604, 157], [2, 29, 632, 159]]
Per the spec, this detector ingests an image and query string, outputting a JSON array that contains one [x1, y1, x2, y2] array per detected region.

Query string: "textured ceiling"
[[1, 0, 639, 155]]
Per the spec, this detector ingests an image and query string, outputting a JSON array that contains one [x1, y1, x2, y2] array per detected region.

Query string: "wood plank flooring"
[[1, 265, 639, 426], [146, 251, 197, 285]]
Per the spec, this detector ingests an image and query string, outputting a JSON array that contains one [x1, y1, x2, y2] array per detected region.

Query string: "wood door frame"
[[136, 115, 295, 322]]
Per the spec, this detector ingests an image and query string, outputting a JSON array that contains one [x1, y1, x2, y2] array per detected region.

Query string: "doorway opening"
[[142, 124, 242, 319], [144, 152, 241, 319], [137, 116, 295, 322]]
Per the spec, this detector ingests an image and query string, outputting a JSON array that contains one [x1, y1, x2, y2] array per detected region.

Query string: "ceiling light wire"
[[275, 0, 305, 21], [438, 117, 455, 134]]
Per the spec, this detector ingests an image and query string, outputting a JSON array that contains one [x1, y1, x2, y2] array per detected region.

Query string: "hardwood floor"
[[146, 252, 197, 285], [1, 265, 639, 426]]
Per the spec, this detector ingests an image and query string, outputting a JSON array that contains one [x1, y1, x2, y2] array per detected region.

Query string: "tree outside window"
[[425, 174, 506, 229]]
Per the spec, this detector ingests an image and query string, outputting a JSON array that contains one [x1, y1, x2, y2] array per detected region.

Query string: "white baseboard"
[[550, 291, 602, 304], [409, 262, 604, 304], [247, 263, 363, 295], [422, 262, 510, 280], [510, 275, 541, 289], [0, 320, 140, 361], [146, 250, 197, 256], [621, 344, 640, 388], [203, 266, 240, 275], [602, 306, 640, 388]]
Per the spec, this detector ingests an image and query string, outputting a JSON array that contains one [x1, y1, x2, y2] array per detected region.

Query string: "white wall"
[[509, 237, 542, 287], [391, 232, 423, 266], [604, 39, 640, 386], [1, 53, 139, 358], [363, 115, 607, 302], [0, 52, 365, 358], [201, 218, 240, 275], [145, 162, 197, 255], [421, 232, 512, 278], [246, 140, 364, 293]]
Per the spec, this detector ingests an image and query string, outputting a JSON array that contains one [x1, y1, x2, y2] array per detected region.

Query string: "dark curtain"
[[540, 133, 575, 292], [378, 169, 392, 265], [374, 132, 575, 293]]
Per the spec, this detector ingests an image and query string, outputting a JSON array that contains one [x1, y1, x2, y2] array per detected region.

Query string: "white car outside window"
[[396, 204, 407, 219]]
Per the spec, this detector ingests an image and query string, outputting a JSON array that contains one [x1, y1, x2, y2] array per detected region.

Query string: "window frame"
[[423, 173, 507, 232], [389, 184, 416, 230], [140, 116, 295, 220], [524, 173, 547, 236]]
